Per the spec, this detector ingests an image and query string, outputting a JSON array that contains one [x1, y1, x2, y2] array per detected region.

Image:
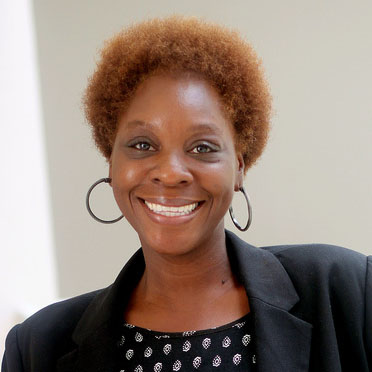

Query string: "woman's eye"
[[190, 144, 214, 154], [133, 142, 154, 151]]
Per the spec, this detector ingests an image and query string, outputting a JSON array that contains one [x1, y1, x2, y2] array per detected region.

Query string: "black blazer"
[[2, 231, 372, 371]]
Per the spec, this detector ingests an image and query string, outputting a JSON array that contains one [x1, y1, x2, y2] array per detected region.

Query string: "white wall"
[[0, 0, 57, 356]]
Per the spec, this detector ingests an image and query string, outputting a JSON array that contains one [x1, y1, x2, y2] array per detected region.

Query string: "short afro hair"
[[83, 15, 271, 171]]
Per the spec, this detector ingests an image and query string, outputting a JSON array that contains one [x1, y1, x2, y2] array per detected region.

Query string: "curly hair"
[[83, 16, 271, 171]]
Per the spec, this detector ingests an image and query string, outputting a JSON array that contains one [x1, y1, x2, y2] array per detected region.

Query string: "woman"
[[2, 16, 371, 372]]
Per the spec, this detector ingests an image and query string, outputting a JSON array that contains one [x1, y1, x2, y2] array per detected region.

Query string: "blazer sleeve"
[[2, 325, 24, 372], [365, 256, 372, 369]]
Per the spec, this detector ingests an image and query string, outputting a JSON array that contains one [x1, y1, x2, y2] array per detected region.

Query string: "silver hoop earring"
[[86, 177, 124, 224], [229, 187, 252, 231]]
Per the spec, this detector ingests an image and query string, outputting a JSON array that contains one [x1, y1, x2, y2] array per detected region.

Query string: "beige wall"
[[32, 0, 372, 298]]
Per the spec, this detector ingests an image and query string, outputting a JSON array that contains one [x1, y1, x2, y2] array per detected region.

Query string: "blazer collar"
[[57, 249, 146, 372], [225, 231, 312, 371], [57, 230, 312, 372]]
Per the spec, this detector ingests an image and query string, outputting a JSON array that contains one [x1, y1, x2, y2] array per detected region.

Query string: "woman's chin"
[[138, 229, 207, 258]]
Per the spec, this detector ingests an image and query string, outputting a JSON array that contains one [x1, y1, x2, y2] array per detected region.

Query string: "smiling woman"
[[2, 15, 371, 372]]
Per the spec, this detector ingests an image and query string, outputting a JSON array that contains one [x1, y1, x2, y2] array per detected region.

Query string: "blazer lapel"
[[56, 324, 119, 372], [226, 231, 312, 372], [56, 250, 146, 372]]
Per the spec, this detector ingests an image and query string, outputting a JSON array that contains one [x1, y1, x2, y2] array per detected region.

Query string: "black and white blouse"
[[117, 313, 256, 371]]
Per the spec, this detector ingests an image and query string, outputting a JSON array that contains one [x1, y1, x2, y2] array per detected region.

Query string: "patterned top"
[[117, 313, 256, 371]]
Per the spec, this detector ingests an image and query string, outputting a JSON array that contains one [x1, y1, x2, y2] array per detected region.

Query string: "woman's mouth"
[[144, 200, 199, 216]]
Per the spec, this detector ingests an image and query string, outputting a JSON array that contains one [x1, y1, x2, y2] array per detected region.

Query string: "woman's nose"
[[150, 152, 193, 186]]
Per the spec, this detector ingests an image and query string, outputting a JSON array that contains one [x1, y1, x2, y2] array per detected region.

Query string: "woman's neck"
[[142, 245, 233, 307], [124, 230, 250, 331]]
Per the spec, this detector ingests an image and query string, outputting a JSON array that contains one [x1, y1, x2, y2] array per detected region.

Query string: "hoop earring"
[[86, 177, 124, 224], [229, 187, 252, 231]]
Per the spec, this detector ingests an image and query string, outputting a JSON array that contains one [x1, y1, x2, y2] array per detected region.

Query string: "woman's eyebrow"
[[187, 123, 223, 135], [125, 120, 223, 135], [125, 119, 155, 130]]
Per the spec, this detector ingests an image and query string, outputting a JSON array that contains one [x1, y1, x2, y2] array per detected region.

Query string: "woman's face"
[[110, 74, 243, 255]]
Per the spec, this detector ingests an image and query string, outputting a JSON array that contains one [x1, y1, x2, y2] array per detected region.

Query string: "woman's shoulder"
[[261, 242, 371, 300], [21, 289, 101, 334], [262, 242, 369, 274], [227, 230, 370, 289], [3, 288, 103, 369]]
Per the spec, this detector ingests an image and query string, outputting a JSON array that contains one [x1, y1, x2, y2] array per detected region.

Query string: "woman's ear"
[[234, 153, 244, 191]]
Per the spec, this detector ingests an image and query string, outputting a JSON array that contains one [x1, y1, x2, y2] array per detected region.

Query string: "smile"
[[144, 201, 199, 216]]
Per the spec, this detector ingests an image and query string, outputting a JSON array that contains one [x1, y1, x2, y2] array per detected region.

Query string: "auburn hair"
[[83, 16, 272, 171]]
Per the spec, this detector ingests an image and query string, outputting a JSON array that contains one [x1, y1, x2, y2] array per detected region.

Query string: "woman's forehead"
[[133, 73, 221, 106], [119, 74, 234, 133]]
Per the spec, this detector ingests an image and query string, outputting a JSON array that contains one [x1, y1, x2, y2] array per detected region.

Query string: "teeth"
[[144, 201, 199, 216]]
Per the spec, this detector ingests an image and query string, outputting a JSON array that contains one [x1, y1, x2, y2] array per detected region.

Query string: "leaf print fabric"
[[222, 336, 231, 348], [163, 344, 172, 355], [144, 347, 152, 357], [182, 340, 191, 352], [117, 313, 256, 371]]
